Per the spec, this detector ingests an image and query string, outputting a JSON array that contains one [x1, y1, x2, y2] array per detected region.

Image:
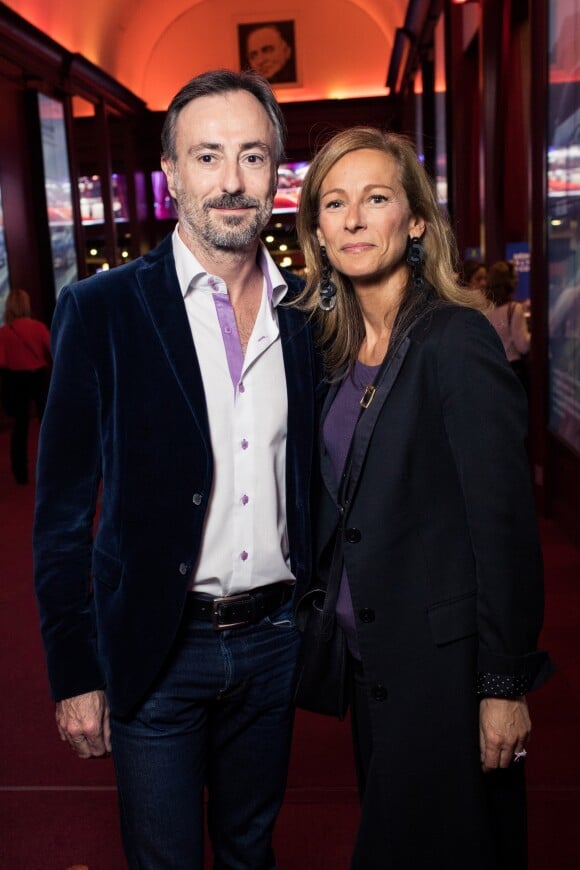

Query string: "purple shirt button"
[[241, 494, 249, 505], [240, 551, 249, 561], [241, 439, 249, 450]]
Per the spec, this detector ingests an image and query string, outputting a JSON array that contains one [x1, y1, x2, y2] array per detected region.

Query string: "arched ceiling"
[[4, 0, 408, 109]]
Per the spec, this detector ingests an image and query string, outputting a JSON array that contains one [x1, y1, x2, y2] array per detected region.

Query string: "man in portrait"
[[240, 21, 297, 85]]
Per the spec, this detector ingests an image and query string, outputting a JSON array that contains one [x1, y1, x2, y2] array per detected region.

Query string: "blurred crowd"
[[460, 258, 531, 395]]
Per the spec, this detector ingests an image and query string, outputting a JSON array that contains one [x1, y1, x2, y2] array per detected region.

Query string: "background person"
[[296, 127, 553, 869], [33, 69, 318, 870], [462, 257, 487, 290], [461, 257, 488, 304], [0, 288, 51, 484], [485, 259, 531, 395]]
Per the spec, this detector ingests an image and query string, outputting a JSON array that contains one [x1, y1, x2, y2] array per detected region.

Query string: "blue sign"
[[505, 242, 530, 301]]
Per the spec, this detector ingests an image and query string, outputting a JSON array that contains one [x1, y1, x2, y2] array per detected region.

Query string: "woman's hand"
[[479, 696, 531, 771]]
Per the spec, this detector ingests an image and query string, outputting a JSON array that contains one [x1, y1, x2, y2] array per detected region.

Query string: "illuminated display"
[[547, 0, 580, 454]]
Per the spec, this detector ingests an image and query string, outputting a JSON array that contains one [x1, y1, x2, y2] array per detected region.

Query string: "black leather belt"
[[184, 582, 293, 630]]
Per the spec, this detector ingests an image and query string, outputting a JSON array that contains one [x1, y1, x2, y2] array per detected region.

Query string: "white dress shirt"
[[171, 226, 295, 596]]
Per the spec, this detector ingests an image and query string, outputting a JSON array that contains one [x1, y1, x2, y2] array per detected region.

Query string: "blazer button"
[[345, 527, 361, 543], [178, 563, 189, 576], [371, 684, 388, 702], [358, 608, 375, 623], [192, 493, 203, 506]]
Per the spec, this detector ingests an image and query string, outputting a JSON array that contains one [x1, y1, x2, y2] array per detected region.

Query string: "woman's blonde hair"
[[4, 288, 31, 324], [295, 127, 479, 372]]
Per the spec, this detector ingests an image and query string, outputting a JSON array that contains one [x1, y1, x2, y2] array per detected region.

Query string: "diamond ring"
[[514, 748, 528, 762]]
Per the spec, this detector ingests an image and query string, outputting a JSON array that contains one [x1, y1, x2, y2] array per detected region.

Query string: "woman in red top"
[[0, 289, 51, 483]]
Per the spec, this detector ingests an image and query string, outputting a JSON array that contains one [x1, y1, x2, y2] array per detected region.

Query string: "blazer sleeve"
[[436, 308, 553, 695], [33, 285, 104, 702]]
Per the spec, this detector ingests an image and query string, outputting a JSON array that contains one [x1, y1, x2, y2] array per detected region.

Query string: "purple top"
[[322, 360, 381, 659]]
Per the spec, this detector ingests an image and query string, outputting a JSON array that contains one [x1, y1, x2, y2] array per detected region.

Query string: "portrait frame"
[[237, 19, 298, 87]]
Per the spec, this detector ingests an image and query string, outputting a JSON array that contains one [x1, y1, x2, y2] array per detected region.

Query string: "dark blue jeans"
[[109, 599, 300, 869]]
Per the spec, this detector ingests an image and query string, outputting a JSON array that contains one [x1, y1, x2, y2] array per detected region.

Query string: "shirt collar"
[[171, 224, 288, 307]]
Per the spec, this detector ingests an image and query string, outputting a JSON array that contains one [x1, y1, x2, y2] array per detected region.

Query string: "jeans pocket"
[[265, 599, 296, 629]]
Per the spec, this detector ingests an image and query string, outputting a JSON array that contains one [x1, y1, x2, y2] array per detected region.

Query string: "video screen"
[[547, 0, 580, 454], [273, 161, 309, 213], [78, 174, 130, 224]]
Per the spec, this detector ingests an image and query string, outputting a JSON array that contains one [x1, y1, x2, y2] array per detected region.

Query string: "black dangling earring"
[[406, 235, 425, 291], [318, 246, 337, 311]]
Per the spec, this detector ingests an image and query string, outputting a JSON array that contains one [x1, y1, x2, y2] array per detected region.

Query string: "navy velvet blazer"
[[33, 234, 318, 717]]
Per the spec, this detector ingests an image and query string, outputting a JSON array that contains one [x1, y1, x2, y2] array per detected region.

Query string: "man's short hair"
[[161, 69, 286, 165]]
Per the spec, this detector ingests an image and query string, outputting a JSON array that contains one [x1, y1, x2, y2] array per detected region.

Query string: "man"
[[246, 24, 296, 84], [33, 69, 318, 869]]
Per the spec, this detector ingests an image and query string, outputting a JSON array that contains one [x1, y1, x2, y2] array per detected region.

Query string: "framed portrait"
[[238, 20, 298, 86]]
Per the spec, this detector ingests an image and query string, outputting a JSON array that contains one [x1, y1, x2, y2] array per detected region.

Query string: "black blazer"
[[33, 234, 318, 717], [317, 302, 552, 866]]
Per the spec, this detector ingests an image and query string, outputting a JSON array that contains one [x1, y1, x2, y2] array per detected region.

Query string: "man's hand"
[[479, 696, 531, 772], [56, 690, 111, 759]]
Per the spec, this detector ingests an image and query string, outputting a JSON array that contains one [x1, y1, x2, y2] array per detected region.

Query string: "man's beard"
[[179, 191, 273, 252]]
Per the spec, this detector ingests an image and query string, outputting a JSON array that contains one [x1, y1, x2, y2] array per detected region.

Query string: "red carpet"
[[0, 420, 579, 868]]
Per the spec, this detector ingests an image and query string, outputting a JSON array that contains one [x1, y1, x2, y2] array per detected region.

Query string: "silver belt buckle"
[[212, 592, 252, 631]]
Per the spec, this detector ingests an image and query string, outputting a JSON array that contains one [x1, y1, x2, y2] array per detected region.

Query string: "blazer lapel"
[[278, 271, 319, 468], [278, 300, 315, 480], [319, 337, 412, 508], [343, 337, 410, 505], [135, 241, 210, 439], [278, 299, 317, 583], [319, 378, 342, 503]]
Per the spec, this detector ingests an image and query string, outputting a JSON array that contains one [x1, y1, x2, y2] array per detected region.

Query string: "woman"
[[485, 260, 531, 395], [461, 257, 489, 307], [462, 258, 488, 291], [295, 128, 552, 869], [0, 288, 51, 483]]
